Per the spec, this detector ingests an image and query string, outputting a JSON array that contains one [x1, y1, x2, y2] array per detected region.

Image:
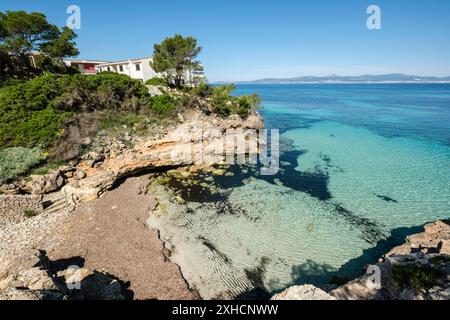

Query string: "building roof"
[[65, 59, 110, 64], [96, 57, 152, 67]]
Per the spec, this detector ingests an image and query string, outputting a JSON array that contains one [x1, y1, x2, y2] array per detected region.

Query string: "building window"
[[107, 67, 111, 72], [119, 65, 124, 72], [135, 63, 141, 71]]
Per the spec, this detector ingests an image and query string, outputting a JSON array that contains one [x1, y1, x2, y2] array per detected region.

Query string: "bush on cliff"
[[0, 76, 72, 148], [145, 77, 167, 87], [0, 73, 154, 149], [208, 84, 261, 118], [392, 263, 441, 290], [150, 94, 175, 116]]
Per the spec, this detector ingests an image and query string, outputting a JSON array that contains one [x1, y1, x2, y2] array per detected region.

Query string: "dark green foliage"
[[0, 73, 154, 149], [0, 75, 72, 147], [150, 34, 202, 88], [392, 263, 441, 290], [0, 10, 79, 79], [145, 77, 167, 86], [31, 159, 67, 176], [429, 255, 450, 265], [100, 113, 148, 131], [192, 82, 213, 98], [150, 94, 175, 116], [210, 84, 261, 118], [22, 209, 37, 218], [88, 72, 150, 111]]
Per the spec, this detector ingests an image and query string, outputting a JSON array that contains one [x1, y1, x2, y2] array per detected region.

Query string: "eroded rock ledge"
[[273, 220, 450, 300], [59, 110, 264, 206]]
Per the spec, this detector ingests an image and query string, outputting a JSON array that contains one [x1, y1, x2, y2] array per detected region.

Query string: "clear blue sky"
[[1, 0, 449, 81]]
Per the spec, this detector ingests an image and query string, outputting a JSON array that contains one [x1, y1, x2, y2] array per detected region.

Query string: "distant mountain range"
[[237, 74, 450, 84]]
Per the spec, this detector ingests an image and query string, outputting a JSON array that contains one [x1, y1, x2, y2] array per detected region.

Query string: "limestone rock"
[[30, 170, 65, 195], [146, 85, 163, 96], [0, 252, 128, 300], [74, 169, 87, 180], [62, 110, 264, 203], [276, 220, 450, 301], [272, 285, 336, 300]]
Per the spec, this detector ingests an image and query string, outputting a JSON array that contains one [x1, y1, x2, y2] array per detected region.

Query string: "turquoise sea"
[[148, 84, 450, 299]]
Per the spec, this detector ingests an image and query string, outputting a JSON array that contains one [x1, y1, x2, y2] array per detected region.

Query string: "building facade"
[[64, 59, 109, 75], [96, 57, 205, 85], [95, 57, 157, 82]]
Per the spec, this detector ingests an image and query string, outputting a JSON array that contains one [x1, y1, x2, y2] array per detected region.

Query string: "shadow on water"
[[284, 224, 424, 290], [168, 146, 332, 203], [165, 139, 386, 243]]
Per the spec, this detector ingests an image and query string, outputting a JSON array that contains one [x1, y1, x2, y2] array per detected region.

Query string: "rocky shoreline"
[[273, 220, 450, 300], [1, 107, 449, 300], [0, 109, 264, 300]]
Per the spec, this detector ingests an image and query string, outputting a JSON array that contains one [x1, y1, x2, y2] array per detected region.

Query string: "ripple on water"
[[147, 117, 450, 299]]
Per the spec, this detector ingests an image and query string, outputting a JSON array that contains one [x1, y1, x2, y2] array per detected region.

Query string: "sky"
[[1, 0, 450, 81]]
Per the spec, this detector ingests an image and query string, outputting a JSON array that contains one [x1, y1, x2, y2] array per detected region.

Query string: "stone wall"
[[0, 195, 43, 225]]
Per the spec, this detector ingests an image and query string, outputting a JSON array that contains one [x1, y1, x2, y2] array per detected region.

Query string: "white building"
[[95, 57, 205, 85], [63, 59, 109, 75], [96, 57, 156, 82]]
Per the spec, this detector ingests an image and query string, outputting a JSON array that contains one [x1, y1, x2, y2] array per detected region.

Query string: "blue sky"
[[1, 0, 449, 81]]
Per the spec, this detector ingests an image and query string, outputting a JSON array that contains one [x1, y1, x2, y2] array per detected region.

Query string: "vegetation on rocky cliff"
[[0, 10, 261, 190]]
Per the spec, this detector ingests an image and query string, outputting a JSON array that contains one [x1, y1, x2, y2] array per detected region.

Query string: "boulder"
[[0, 252, 128, 300], [74, 169, 87, 180], [275, 220, 450, 301], [272, 285, 336, 300], [146, 85, 163, 96], [30, 170, 65, 195]]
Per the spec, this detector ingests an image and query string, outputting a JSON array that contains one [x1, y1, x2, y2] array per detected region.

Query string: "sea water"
[[147, 84, 450, 299]]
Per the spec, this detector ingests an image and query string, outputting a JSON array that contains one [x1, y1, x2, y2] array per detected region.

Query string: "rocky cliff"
[[59, 110, 264, 206]]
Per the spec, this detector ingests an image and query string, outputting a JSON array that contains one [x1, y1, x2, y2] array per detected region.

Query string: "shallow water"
[[147, 84, 450, 299]]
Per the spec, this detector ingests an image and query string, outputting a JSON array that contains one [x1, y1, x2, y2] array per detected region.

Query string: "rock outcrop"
[[274, 220, 450, 301], [272, 285, 336, 300], [62, 110, 264, 204], [0, 251, 129, 300]]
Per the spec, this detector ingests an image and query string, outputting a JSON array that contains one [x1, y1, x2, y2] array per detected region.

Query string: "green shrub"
[[145, 77, 167, 86], [0, 74, 71, 148], [150, 94, 175, 116], [22, 209, 37, 218], [429, 255, 450, 265], [100, 113, 147, 130], [30, 167, 49, 176], [192, 82, 213, 98], [30, 160, 67, 176], [0, 73, 153, 149], [210, 84, 260, 118], [89, 72, 151, 112], [392, 263, 441, 290], [0, 78, 24, 89], [0, 147, 45, 183], [234, 94, 261, 118]]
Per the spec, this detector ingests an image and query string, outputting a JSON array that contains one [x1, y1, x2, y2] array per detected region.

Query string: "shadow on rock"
[[36, 250, 134, 300]]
